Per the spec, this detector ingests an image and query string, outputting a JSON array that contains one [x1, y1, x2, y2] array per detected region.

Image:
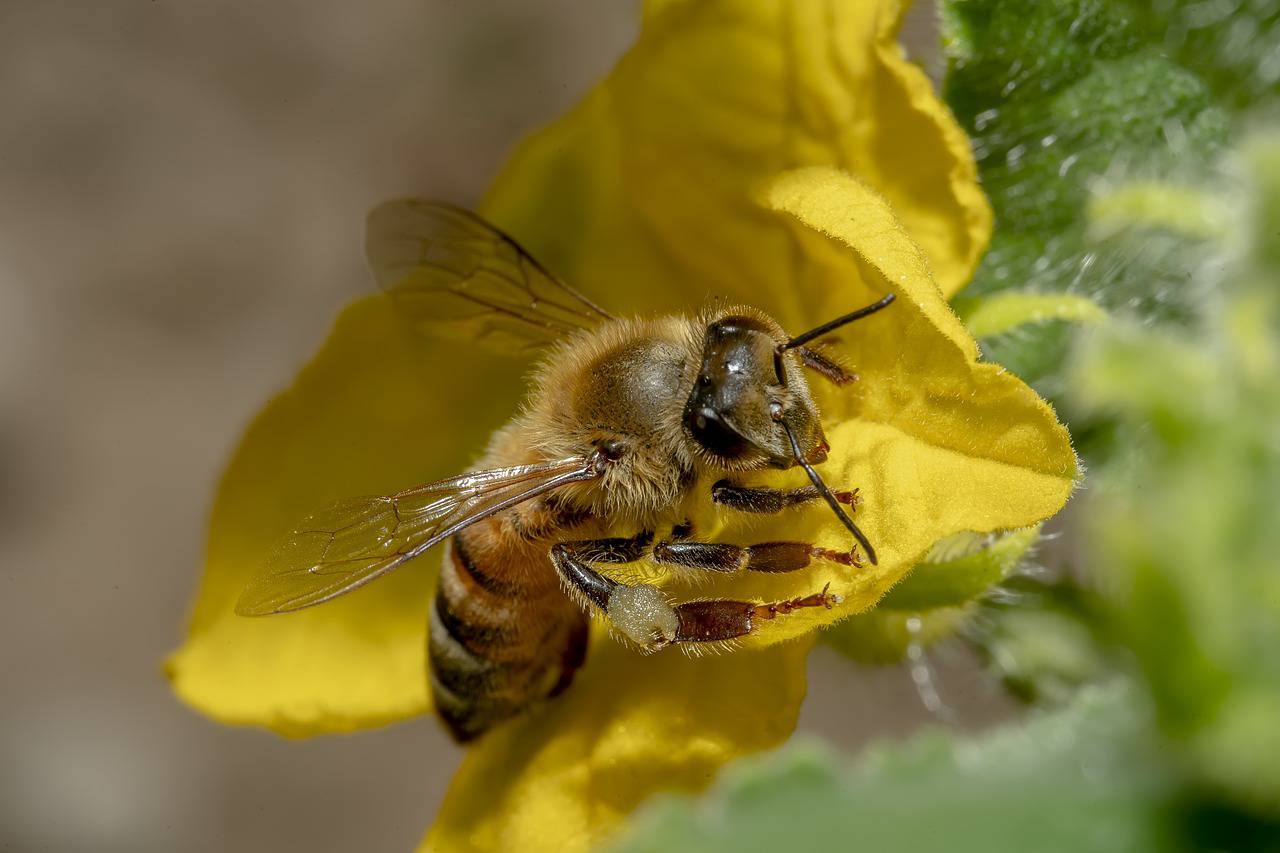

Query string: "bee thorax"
[[607, 584, 678, 649]]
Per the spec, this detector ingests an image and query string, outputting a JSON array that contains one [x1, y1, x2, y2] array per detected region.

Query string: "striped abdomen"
[[428, 527, 588, 742]]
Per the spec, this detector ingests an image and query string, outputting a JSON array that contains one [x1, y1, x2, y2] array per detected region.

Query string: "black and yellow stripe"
[[428, 534, 588, 742]]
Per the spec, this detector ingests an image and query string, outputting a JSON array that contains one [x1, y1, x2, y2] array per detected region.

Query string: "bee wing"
[[236, 456, 601, 616], [365, 200, 615, 353]]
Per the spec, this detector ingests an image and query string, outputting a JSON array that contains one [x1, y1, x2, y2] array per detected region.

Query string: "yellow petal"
[[422, 632, 811, 852], [601, 166, 1076, 646], [167, 296, 523, 735], [483, 0, 990, 329], [861, 0, 994, 297], [762, 166, 1075, 630]]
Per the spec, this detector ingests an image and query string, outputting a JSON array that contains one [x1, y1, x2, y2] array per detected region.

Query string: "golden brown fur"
[[428, 315, 697, 738]]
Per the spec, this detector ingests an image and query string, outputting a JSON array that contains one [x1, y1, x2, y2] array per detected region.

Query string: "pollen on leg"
[[607, 584, 679, 650]]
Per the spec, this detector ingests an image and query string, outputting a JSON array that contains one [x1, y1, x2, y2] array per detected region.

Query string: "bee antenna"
[[771, 294, 891, 565], [779, 294, 896, 352], [780, 419, 878, 566]]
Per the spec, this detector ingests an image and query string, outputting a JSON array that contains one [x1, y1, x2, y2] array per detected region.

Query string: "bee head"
[[683, 313, 827, 470], [683, 295, 895, 565]]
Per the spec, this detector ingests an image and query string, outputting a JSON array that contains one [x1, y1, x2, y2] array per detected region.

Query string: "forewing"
[[365, 200, 614, 353], [237, 457, 599, 615]]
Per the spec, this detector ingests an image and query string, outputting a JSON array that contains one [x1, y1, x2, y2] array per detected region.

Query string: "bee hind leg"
[[672, 585, 841, 643], [549, 537, 843, 650], [550, 535, 679, 650]]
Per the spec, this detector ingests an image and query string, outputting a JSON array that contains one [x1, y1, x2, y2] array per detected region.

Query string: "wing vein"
[[236, 455, 602, 616], [365, 200, 615, 354]]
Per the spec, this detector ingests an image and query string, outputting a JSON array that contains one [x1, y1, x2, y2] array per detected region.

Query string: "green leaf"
[[823, 529, 1040, 665], [880, 528, 1043, 611], [610, 687, 1175, 853], [1129, 1, 1280, 112], [941, 0, 1255, 386]]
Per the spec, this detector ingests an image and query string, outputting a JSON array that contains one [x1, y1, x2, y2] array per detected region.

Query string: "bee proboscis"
[[237, 201, 894, 741]]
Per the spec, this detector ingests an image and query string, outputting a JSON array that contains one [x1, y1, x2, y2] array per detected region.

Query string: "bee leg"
[[797, 345, 858, 385], [673, 585, 842, 643], [652, 539, 862, 573], [549, 531, 654, 603], [711, 480, 861, 513], [549, 538, 842, 649], [550, 534, 683, 650]]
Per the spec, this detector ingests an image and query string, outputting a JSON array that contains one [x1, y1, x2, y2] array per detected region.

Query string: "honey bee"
[[237, 201, 895, 741]]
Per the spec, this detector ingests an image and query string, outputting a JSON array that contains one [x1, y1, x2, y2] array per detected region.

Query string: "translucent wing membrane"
[[237, 457, 601, 616], [365, 200, 614, 353]]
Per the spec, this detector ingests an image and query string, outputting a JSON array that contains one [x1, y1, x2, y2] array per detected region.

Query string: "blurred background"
[[0, 2, 1010, 850]]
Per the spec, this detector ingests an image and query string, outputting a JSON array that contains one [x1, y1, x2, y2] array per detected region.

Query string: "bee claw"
[[835, 488, 862, 510], [815, 546, 864, 569], [756, 583, 845, 619]]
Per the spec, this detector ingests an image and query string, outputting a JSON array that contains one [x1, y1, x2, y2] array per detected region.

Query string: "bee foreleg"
[[798, 345, 860, 384], [711, 480, 861, 514], [672, 585, 842, 643], [797, 345, 858, 385], [652, 539, 862, 573]]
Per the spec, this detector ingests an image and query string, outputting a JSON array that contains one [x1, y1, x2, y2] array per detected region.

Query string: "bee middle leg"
[[651, 539, 861, 572], [550, 535, 841, 649], [711, 480, 861, 514]]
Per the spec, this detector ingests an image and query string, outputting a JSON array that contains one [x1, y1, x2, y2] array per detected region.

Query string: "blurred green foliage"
[[1075, 135, 1280, 813], [973, 572, 1112, 705], [612, 688, 1174, 853]]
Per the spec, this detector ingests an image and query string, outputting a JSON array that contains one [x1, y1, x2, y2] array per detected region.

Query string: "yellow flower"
[[167, 1, 1075, 850]]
